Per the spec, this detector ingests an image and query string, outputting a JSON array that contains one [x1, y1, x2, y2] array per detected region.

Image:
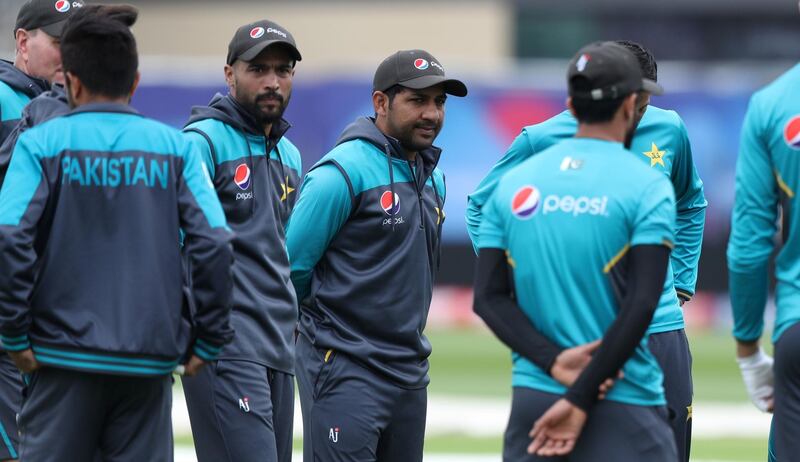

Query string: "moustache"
[[414, 122, 438, 130], [256, 92, 284, 104]]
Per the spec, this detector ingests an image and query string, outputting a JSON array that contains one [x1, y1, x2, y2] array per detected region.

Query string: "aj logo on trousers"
[[238, 397, 250, 413]]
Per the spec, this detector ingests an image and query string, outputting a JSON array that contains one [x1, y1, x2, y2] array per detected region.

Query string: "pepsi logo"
[[414, 59, 429, 70], [576, 54, 590, 72], [784, 115, 800, 149], [234, 164, 251, 190], [250, 27, 265, 39], [380, 191, 400, 215], [266, 27, 288, 38], [55, 0, 70, 12], [511, 185, 541, 219]]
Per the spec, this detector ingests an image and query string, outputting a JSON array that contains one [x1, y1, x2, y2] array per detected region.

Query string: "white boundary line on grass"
[[174, 449, 759, 462], [173, 394, 772, 439]]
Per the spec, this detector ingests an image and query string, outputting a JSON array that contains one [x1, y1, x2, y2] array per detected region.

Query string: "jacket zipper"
[[407, 158, 425, 230]]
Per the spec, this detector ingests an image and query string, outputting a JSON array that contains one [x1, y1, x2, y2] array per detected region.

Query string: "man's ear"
[[623, 92, 638, 121], [224, 64, 235, 94], [128, 71, 141, 101], [65, 71, 82, 106], [566, 97, 577, 118], [373, 91, 389, 118], [15, 29, 30, 62]]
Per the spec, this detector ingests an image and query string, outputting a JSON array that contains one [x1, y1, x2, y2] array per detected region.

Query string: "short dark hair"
[[615, 40, 657, 82], [569, 75, 626, 123], [60, 5, 139, 98], [382, 84, 408, 108]]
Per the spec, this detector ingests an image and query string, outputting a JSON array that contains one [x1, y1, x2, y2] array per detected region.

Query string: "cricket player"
[[727, 43, 800, 460], [0, 0, 83, 144], [0, 8, 233, 460], [287, 49, 467, 462], [467, 40, 705, 461], [1, 4, 140, 187], [0, 2, 84, 458], [474, 41, 677, 461], [180, 19, 302, 462]]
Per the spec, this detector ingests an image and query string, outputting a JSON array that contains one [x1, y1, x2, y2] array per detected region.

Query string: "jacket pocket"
[[313, 347, 337, 400]]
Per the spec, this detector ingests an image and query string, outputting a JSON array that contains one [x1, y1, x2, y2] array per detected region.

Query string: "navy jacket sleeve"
[[0, 132, 50, 349], [178, 139, 235, 360], [0, 111, 31, 187]]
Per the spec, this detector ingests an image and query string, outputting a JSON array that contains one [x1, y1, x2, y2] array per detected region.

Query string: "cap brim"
[[236, 40, 302, 64], [399, 74, 468, 97], [643, 79, 663, 96], [39, 20, 68, 39]]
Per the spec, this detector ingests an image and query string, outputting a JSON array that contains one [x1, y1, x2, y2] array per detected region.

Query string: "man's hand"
[[181, 355, 208, 377], [550, 340, 620, 399], [736, 343, 774, 413], [528, 398, 588, 456], [8, 349, 39, 374]]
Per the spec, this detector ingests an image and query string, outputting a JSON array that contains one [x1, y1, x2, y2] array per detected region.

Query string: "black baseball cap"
[[373, 49, 468, 97], [15, 0, 85, 39], [567, 41, 663, 101], [227, 20, 301, 65]]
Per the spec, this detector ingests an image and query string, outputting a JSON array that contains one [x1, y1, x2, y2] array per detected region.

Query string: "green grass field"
[[427, 326, 760, 403], [423, 327, 769, 459], [176, 327, 771, 460]]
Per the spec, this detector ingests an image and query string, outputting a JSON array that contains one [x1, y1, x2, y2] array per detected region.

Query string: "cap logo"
[[266, 27, 288, 39], [55, 0, 70, 12], [414, 59, 429, 70], [250, 27, 265, 39], [576, 54, 590, 72], [430, 61, 444, 72]]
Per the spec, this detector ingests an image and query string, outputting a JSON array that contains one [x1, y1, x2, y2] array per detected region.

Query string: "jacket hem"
[[31, 344, 179, 377]]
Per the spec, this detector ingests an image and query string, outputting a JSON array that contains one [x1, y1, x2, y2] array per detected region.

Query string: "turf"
[[175, 436, 768, 459], [175, 328, 772, 459], [426, 326, 763, 403]]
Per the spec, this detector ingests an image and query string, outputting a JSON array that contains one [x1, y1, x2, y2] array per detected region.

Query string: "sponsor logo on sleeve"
[[784, 115, 800, 149]]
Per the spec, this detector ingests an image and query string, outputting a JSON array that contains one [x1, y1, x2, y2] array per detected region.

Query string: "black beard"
[[395, 122, 440, 154], [241, 91, 289, 129], [623, 125, 635, 149]]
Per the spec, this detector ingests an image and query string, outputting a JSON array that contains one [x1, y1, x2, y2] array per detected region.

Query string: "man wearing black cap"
[[1, 0, 83, 144], [180, 19, 303, 462], [287, 49, 467, 462], [473, 41, 677, 461], [468, 40, 704, 461], [0, 6, 234, 460]]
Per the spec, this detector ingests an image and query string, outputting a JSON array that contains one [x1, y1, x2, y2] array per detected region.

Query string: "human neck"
[[13, 57, 32, 78], [73, 94, 129, 107], [574, 121, 625, 143]]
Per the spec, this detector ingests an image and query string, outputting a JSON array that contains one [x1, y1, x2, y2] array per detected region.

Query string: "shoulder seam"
[[184, 127, 218, 166], [326, 159, 356, 203]]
